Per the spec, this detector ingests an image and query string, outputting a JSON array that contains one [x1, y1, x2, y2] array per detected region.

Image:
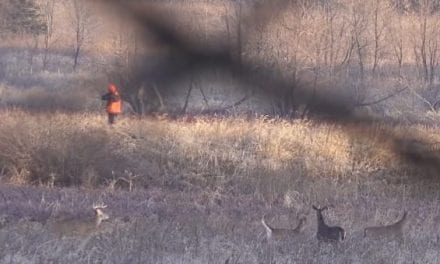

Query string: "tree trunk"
[[73, 46, 80, 70]]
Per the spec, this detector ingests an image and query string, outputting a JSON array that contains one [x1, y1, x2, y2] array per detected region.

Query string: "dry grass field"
[[0, 110, 439, 263], [2, 0, 440, 263]]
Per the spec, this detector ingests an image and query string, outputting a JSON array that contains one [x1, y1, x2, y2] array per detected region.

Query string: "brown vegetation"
[[1, 1, 440, 262], [0, 109, 415, 190], [0, 110, 437, 262]]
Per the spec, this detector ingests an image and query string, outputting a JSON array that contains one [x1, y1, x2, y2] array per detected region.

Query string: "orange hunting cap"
[[108, 83, 117, 93]]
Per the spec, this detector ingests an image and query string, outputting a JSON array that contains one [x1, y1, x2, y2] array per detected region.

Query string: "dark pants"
[[108, 113, 117, 124]]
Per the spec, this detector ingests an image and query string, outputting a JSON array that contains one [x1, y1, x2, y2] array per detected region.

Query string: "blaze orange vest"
[[107, 92, 122, 114]]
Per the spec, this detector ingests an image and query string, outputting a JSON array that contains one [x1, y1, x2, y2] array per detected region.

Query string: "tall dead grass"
[[0, 109, 437, 195], [0, 110, 440, 262]]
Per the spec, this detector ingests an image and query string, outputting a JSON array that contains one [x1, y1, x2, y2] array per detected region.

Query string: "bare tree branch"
[[355, 87, 408, 107]]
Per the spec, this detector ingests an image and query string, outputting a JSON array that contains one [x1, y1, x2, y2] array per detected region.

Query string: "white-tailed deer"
[[48, 203, 110, 238], [312, 205, 345, 242], [364, 211, 408, 243], [261, 215, 307, 241]]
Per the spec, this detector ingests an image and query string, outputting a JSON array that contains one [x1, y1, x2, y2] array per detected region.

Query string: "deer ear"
[[312, 205, 318, 210]]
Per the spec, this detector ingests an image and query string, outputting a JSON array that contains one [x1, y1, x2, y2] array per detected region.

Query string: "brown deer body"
[[364, 211, 408, 243], [48, 203, 110, 238], [261, 215, 307, 241], [312, 205, 345, 242]]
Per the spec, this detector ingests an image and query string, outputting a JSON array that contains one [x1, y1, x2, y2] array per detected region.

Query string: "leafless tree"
[[0, 2, 8, 35], [321, 2, 338, 77], [370, 0, 387, 77], [38, 0, 57, 70], [223, 1, 244, 69], [385, 12, 405, 78], [348, 0, 369, 83], [67, 0, 97, 70], [108, 16, 169, 115], [412, 0, 440, 85]]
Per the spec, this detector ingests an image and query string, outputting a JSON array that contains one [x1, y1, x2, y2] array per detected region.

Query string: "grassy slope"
[[0, 110, 439, 263]]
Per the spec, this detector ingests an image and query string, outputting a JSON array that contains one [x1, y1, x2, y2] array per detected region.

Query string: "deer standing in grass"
[[48, 203, 110, 238], [261, 215, 307, 241], [363, 211, 408, 244], [312, 205, 345, 242]]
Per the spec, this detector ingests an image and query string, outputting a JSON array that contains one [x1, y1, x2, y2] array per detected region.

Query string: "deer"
[[312, 205, 345, 242], [261, 215, 307, 241], [363, 211, 408, 244], [47, 203, 110, 239]]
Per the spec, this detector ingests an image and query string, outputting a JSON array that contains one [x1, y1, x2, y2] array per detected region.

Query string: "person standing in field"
[[101, 83, 122, 124]]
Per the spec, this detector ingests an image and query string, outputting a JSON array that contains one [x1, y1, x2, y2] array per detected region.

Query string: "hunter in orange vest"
[[101, 83, 122, 124]]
